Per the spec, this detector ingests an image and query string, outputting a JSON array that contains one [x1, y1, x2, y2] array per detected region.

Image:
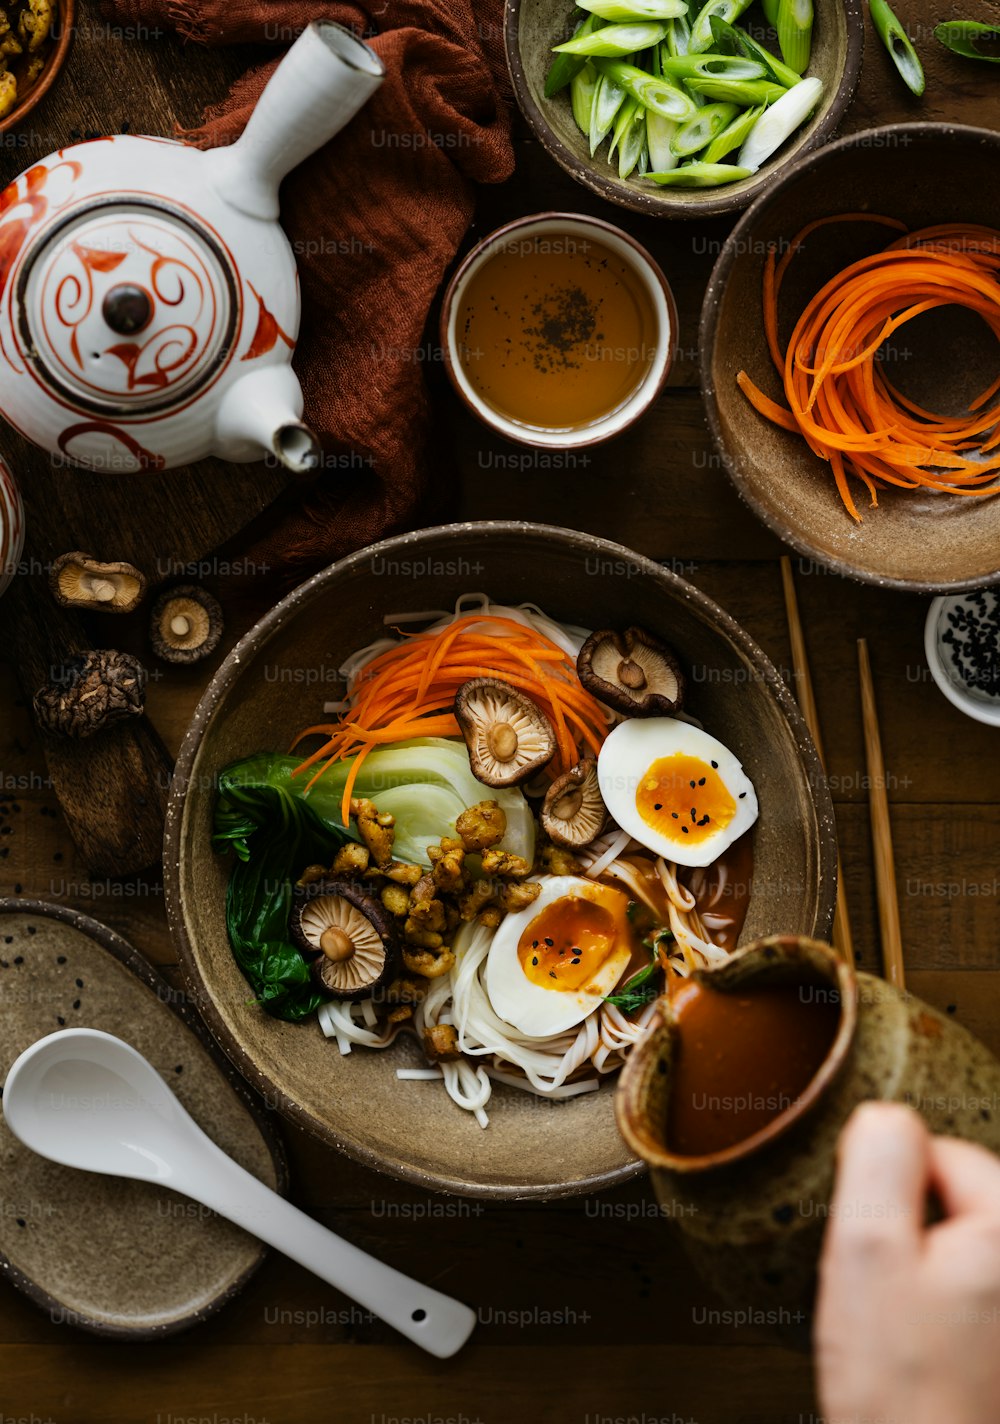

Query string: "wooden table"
[[2, 3, 999, 1420]]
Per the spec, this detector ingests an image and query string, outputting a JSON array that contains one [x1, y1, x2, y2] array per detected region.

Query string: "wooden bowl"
[[702, 122, 1000, 591], [0, 0, 74, 135], [164, 522, 837, 1199], [504, 0, 863, 220]]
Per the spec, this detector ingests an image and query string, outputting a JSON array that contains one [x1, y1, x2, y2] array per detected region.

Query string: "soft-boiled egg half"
[[598, 718, 758, 869], [486, 876, 633, 1038]]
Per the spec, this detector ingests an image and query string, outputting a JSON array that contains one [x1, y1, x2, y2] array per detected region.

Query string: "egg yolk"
[[635, 754, 736, 845], [517, 893, 625, 991]]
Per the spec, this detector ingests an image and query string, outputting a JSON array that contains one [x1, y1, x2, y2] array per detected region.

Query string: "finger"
[[928, 1135, 1000, 1219], [822, 1102, 929, 1268]]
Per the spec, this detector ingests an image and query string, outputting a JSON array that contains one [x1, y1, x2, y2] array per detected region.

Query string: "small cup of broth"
[[441, 213, 676, 447]]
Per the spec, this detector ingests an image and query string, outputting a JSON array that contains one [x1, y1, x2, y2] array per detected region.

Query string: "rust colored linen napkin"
[[104, 0, 514, 578]]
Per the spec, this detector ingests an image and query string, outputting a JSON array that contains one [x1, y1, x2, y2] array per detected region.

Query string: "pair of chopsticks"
[[780, 558, 905, 989]]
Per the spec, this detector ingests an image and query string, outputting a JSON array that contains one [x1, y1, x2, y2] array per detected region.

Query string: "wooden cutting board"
[[0, 6, 294, 874]]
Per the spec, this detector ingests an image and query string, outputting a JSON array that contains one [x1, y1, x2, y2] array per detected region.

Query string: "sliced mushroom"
[[150, 584, 223, 664], [541, 759, 608, 849], [454, 677, 556, 788], [50, 552, 146, 614], [290, 880, 399, 1000], [577, 627, 685, 717]]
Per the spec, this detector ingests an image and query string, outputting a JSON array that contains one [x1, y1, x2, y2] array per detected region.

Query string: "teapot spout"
[[215, 366, 322, 476], [203, 22, 384, 220]]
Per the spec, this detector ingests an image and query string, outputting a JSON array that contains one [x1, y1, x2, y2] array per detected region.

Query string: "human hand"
[[816, 1101, 1000, 1424]]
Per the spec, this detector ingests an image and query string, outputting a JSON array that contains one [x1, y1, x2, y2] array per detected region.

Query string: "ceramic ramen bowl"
[[164, 522, 837, 1199], [702, 122, 1000, 591], [0, 455, 24, 597]]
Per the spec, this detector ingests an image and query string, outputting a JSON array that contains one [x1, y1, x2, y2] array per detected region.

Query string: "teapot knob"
[[102, 285, 153, 336]]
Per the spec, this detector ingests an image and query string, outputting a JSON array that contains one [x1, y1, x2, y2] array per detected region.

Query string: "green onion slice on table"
[[934, 20, 1000, 61], [869, 0, 926, 94]]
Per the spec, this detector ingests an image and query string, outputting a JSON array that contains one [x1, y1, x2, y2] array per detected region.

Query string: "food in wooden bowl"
[[0, 0, 73, 131], [701, 122, 1000, 590], [165, 523, 836, 1199], [504, 0, 863, 218]]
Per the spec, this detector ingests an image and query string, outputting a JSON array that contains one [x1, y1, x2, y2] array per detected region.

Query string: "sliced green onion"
[[701, 101, 764, 161], [554, 20, 671, 54], [659, 51, 765, 77], [579, 0, 687, 17], [545, 12, 603, 96], [709, 15, 801, 84], [665, 9, 693, 54], [869, 0, 925, 95], [646, 110, 680, 168], [594, 56, 699, 116], [570, 59, 601, 130], [934, 20, 1000, 62], [685, 75, 786, 101], [589, 69, 629, 152], [610, 96, 648, 175], [737, 73, 822, 170], [687, 0, 755, 53], [776, 0, 813, 74], [646, 160, 753, 184], [761, 0, 780, 24], [670, 101, 738, 154]]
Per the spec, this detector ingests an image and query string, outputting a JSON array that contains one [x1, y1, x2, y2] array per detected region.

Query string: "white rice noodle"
[[579, 826, 633, 880]]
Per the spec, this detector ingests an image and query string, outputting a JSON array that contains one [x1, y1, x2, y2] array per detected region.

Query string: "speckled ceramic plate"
[[165, 522, 837, 1200], [0, 899, 287, 1338]]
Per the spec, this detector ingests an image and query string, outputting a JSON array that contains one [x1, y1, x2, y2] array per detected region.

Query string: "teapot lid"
[[16, 200, 239, 415]]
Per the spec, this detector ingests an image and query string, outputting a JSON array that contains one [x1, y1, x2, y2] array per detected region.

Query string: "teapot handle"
[[205, 21, 384, 220]]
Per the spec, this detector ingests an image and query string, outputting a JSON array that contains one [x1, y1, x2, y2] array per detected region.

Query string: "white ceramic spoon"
[[2, 1028, 476, 1358]]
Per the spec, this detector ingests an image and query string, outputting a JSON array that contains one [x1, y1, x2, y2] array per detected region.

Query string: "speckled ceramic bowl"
[[0, 0, 75, 136], [504, 0, 863, 220], [702, 123, 1000, 591], [164, 522, 837, 1199]]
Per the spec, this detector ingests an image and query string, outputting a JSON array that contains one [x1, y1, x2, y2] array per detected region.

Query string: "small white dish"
[[925, 593, 1000, 727]]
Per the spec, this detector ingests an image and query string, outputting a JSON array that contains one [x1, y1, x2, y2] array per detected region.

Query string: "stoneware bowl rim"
[[0, 896, 288, 1339], [164, 520, 838, 1198], [503, 0, 865, 221], [615, 933, 857, 1174], [439, 210, 679, 449], [0, 0, 75, 136], [700, 120, 1000, 593]]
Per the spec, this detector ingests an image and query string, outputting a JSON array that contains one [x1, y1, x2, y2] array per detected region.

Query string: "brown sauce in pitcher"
[[665, 979, 841, 1157]]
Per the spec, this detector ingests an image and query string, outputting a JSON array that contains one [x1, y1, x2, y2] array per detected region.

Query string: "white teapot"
[[0, 22, 383, 474]]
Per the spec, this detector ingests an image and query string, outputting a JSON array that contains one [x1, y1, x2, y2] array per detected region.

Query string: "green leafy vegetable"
[[213, 768, 351, 1021], [605, 935, 669, 1012]]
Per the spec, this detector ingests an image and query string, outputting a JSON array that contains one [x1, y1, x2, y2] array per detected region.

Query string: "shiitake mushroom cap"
[[540, 759, 608, 849], [577, 627, 685, 717], [454, 677, 557, 787], [290, 879, 399, 1001]]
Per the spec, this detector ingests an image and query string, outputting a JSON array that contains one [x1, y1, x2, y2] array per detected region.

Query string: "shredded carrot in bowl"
[[290, 614, 612, 825], [737, 214, 1000, 523]]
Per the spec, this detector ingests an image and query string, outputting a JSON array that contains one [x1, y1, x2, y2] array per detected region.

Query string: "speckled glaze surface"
[[701, 123, 1000, 591], [164, 522, 837, 1199], [0, 455, 24, 598], [504, 0, 863, 220], [0, 899, 286, 1338], [618, 935, 1000, 1313]]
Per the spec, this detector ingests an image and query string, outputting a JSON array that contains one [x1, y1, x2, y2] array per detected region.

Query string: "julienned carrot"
[[289, 614, 613, 824], [737, 214, 1000, 522]]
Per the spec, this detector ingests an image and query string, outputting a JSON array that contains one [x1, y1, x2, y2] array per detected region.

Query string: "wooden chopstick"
[[779, 557, 854, 961], [857, 637, 906, 990]]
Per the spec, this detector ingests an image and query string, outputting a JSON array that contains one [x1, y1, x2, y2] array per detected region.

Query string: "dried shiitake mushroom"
[[290, 879, 399, 1000], [50, 552, 146, 614], [33, 649, 147, 739], [454, 677, 556, 787], [577, 627, 685, 717], [540, 759, 607, 849], [150, 584, 223, 664]]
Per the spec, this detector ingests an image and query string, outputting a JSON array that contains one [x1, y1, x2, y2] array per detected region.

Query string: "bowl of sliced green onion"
[[504, 0, 863, 217]]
